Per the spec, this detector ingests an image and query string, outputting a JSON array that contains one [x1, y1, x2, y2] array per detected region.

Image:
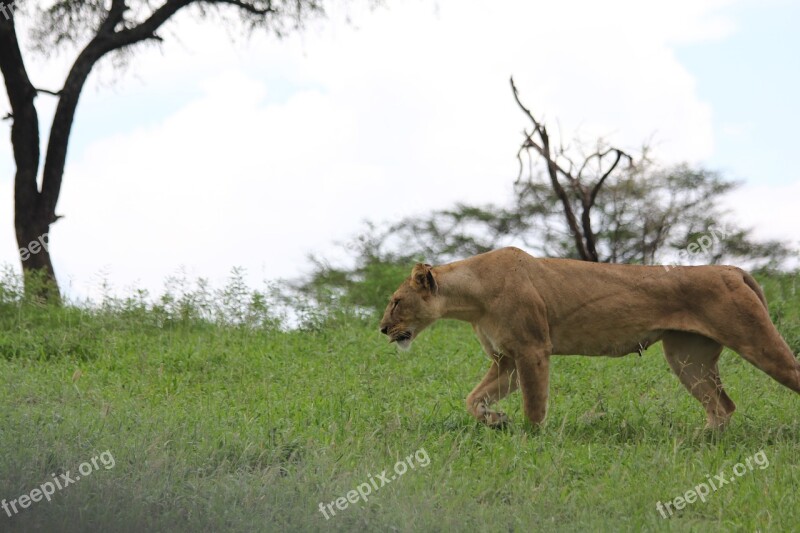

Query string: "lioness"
[[379, 247, 800, 428]]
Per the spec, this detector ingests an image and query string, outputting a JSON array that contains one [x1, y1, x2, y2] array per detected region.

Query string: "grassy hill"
[[1, 273, 799, 531]]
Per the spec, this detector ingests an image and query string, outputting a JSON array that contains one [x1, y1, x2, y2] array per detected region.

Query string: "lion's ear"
[[411, 263, 437, 294]]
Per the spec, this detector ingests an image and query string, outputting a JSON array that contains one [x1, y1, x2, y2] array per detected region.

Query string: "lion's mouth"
[[390, 330, 413, 344]]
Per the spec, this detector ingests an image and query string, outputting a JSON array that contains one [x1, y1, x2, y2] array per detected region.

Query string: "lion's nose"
[[380, 325, 389, 335]]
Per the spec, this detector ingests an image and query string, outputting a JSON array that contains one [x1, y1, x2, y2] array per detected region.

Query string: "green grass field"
[[1, 273, 799, 532]]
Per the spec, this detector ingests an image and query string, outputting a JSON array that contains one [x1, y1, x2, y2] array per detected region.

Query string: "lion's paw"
[[483, 410, 509, 428]]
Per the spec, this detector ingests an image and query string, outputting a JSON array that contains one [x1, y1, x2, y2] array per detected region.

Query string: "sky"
[[0, 0, 798, 300]]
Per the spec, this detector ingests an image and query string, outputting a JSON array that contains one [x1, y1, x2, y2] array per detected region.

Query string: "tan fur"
[[379, 247, 800, 429]]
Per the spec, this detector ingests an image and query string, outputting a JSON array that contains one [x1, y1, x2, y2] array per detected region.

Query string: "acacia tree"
[[510, 76, 633, 262], [0, 0, 336, 302], [510, 77, 792, 267]]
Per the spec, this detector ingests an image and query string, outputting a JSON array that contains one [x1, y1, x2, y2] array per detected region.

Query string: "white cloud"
[[0, 0, 751, 299], [722, 181, 800, 249]]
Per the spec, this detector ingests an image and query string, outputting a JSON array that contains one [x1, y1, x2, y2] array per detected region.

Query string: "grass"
[[1, 272, 799, 531]]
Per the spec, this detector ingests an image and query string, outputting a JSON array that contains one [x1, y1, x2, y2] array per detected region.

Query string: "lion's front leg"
[[514, 349, 551, 426], [466, 354, 518, 428]]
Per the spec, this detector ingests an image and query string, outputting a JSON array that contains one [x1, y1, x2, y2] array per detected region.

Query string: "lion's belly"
[[551, 330, 664, 357]]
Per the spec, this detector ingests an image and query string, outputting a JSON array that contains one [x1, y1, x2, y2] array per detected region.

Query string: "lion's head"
[[379, 263, 439, 350]]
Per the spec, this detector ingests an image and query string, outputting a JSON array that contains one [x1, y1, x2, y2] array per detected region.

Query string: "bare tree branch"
[[213, 0, 277, 16], [35, 88, 62, 97], [511, 77, 636, 262], [511, 76, 590, 260]]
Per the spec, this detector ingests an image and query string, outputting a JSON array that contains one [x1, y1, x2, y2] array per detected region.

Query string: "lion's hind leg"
[[662, 331, 736, 429], [704, 271, 800, 394]]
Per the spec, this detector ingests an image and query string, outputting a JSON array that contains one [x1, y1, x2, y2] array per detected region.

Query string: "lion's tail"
[[741, 270, 769, 310]]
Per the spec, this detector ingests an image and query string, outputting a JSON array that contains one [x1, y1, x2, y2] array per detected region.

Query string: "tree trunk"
[[0, 12, 62, 303], [16, 212, 60, 303]]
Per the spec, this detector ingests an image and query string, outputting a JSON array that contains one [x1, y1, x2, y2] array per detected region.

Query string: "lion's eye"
[[392, 299, 400, 311]]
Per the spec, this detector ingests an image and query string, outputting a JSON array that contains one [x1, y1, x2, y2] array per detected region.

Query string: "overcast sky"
[[1, 0, 798, 300]]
